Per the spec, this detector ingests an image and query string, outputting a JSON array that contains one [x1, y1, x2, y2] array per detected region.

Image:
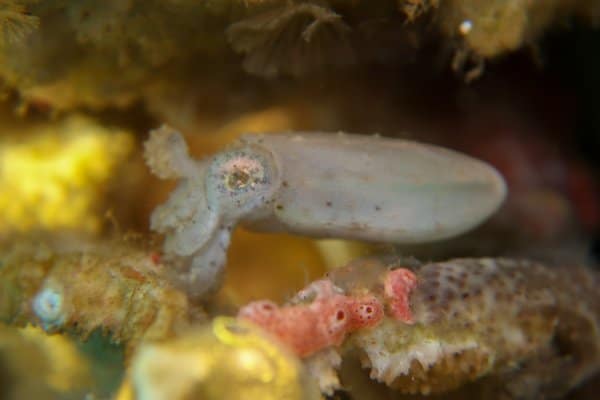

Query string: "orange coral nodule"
[[238, 282, 384, 357], [150, 252, 162, 265], [347, 296, 384, 330], [383, 268, 417, 324]]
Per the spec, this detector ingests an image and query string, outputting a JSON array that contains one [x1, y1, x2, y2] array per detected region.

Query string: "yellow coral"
[[0, 115, 134, 233], [18, 326, 91, 392], [0, 324, 91, 399], [118, 317, 320, 400]]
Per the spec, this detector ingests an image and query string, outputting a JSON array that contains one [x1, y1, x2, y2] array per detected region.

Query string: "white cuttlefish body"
[[144, 126, 506, 298]]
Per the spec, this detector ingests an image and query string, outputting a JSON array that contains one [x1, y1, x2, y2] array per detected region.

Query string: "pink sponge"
[[239, 280, 384, 357], [238, 268, 418, 357], [383, 268, 418, 324]]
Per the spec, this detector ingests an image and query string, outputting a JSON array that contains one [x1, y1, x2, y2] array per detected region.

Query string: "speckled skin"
[[347, 258, 600, 398], [237, 255, 599, 397]]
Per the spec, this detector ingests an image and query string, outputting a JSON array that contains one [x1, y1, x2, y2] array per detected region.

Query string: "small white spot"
[[459, 20, 472, 35], [33, 286, 64, 329]]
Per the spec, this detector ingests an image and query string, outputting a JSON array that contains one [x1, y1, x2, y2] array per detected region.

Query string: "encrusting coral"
[[239, 256, 600, 398], [437, 0, 600, 58], [1, 0, 598, 112], [0, 237, 197, 352], [117, 317, 320, 400], [0, 115, 134, 234], [0, 324, 92, 400]]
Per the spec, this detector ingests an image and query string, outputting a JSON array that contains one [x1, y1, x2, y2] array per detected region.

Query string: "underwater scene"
[[0, 1, 599, 399]]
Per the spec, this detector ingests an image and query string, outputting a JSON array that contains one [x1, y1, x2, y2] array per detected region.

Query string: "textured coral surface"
[[0, 115, 134, 233], [239, 256, 600, 397], [0, 237, 194, 349]]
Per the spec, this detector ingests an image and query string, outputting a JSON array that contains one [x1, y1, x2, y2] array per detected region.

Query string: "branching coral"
[[238, 256, 600, 397]]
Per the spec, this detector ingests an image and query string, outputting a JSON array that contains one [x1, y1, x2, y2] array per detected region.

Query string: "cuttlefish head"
[[147, 129, 280, 258]]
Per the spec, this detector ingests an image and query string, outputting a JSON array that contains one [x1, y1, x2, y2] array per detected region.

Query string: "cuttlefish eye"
[[207, 146, 279, 217], [219, 154, 268, 192]]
